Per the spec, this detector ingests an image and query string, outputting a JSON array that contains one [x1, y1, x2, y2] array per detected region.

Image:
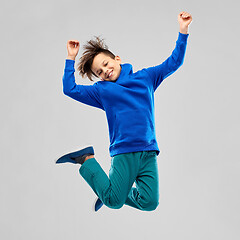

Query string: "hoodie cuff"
[[178, 32, 189, 42], [65, 59, 75, 70]]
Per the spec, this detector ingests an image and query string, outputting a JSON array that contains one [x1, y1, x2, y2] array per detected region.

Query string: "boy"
[[57, 12, 192, 212]]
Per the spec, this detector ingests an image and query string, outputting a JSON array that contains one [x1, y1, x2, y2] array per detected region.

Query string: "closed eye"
[[98, 70, 102, 76]]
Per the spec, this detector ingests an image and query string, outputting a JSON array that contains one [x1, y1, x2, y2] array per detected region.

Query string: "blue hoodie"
[[63, 32, 189, 157]]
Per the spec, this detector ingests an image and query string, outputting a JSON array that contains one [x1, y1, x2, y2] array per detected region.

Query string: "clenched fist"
[[178, 12, 192, 34], [67, 40, 80, 60]]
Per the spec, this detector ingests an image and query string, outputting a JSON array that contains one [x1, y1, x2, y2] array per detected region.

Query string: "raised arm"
[[145, 12, 192, 91], [62, 40, 104, 110]]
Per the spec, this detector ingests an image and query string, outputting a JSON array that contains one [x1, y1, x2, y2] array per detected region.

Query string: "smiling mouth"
[[107, 70, 113, 78]]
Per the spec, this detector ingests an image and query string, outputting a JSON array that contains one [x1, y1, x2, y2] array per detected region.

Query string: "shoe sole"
[[93, 197, 104, 212], [56, 146, 94, 164]]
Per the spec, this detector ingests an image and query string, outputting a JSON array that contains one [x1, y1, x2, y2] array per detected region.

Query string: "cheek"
[[113, 64, 119, 71], [108, 64, 114, 69], [117, 65, 121, 72]]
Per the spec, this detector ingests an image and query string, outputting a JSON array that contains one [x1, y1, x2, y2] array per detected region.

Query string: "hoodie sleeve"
[[62, 59, 104, 110], [144, 32, 189, 91]]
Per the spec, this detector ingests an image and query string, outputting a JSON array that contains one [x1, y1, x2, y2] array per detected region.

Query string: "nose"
[[103, 68, 108, 78]]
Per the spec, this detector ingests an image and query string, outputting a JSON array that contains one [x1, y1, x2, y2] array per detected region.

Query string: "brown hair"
[[77, 36, 115, 81]]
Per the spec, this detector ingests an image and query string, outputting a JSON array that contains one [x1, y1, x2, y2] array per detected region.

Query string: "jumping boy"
[[56, 12, 192, 212]]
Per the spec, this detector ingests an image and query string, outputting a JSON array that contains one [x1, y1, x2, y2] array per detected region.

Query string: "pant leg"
[[79, 152, 142, 209], [125, 151, 160, 211]]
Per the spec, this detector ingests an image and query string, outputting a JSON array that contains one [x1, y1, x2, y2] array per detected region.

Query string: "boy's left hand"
[[178, 12, 192, 34]]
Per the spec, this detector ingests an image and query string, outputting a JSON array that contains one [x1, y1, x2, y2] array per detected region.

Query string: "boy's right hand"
[[67, 40, 80, 60]]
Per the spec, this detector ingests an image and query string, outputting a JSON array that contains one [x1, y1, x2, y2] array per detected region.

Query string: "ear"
[[114, 55, 122, 64]]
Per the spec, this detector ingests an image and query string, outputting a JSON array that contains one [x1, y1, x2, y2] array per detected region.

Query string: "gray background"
[[1, 0, 239, 239]]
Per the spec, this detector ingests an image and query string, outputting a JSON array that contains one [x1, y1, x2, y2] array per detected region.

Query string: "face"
[[91, 53, 122, 81]]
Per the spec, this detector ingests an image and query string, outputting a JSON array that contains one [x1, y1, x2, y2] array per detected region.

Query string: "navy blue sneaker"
[[56, 146, 94, 164], [94, 198, 104, 212]]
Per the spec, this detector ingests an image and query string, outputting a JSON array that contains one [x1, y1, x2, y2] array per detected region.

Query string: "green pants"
[[79, 151, 159, 211]]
